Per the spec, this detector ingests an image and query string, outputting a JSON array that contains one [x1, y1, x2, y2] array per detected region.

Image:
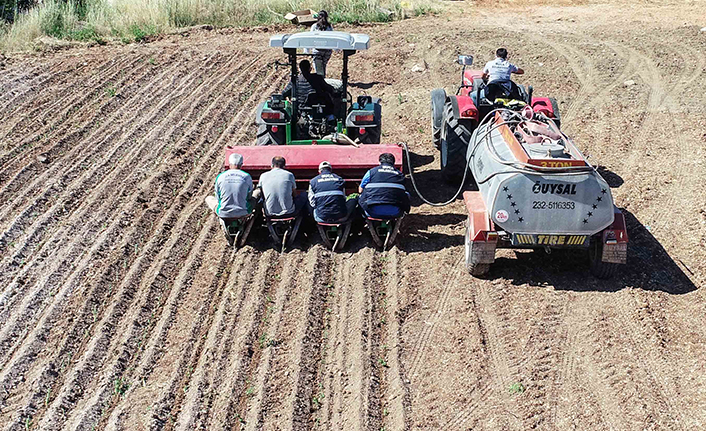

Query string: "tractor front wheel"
[[440, 102, 472, 183], [431, 89, 446, 150]]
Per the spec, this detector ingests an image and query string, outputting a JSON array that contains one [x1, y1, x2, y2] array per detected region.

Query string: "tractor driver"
[[482, 48, 524, 102], [282, 59, 336, 114], [358, 153, 410, 218], [308, 161, 358, 223]]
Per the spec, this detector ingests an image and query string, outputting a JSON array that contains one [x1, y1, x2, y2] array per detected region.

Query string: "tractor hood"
[[269, 31, 370, 51]]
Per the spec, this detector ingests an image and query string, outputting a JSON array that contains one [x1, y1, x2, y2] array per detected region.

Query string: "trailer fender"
[[463, 191, 497, 264], [599, 206, 628, 264]]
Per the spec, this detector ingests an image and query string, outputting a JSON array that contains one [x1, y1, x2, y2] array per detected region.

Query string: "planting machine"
[[224, 31, 404, 250]]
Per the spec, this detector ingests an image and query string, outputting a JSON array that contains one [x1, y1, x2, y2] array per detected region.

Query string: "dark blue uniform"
[[308, 169, 354, 222], [359, 164, 410, 217]]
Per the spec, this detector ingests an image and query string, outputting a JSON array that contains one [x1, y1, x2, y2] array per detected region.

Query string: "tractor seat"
[[267, 214, 296, 222], [302, 92, 334, 116]]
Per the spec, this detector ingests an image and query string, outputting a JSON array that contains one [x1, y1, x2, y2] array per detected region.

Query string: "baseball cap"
[[228, 153, 243, 167], [318, 161, 331, 171]]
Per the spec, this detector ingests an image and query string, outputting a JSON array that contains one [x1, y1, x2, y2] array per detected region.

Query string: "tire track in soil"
[[405, 255, 465, 380], [0, 55, 149, 185], [460, 277, 522, 430], [0, 53, 235, 360], [0, 53, 276, 426], [514, 291, 569, 430]]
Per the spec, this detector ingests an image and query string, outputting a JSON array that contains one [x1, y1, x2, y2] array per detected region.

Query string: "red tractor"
[[431, 55, 561, 182]]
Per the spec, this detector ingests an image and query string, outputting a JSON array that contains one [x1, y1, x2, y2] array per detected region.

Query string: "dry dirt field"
[[1, 1, 705, 430]]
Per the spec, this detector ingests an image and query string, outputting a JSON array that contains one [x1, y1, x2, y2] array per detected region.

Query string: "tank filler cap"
[[527, 141, 570, 158]]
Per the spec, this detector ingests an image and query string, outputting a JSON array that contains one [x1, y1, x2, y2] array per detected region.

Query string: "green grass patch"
[[1, 0, 440, 51]]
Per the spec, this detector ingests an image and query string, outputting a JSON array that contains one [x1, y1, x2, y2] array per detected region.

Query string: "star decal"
[[503, 186, 509, 192], [601, 188, 607, 194], [507, 194, 513, 200], [514, 209, 520, 214], [596, 196, 602, 202], [510, 202, 517, 207], [592, 204, 598, 210], [518, 217, 524, 223], [587, 211, 593, 217], [583, 219, 588, 224]]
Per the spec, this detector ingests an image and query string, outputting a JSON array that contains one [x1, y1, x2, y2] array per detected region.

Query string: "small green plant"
[[245, 386, 255, 397], [105, 85, 116, 97], [114, 377, 129, 397], [378, 358, 389, 368], [312, 391, 325, 410], [397, 93, 404, 104], [258, 332, 268, 349], [509, 382, 525, 394]]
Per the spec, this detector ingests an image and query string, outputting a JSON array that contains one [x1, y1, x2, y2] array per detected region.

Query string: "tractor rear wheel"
[[465, 222, 490, 277], [588, 239, 619, 279], [431, 89, 446, 150], [440, 101, 471, 183]]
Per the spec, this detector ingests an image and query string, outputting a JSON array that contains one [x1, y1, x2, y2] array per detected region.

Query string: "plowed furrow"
[[161, 250, 253, 430], [172, 251, 278, 431], [288, 246, 335, 431], [101, 239, 236, 431], [0, 55, 151, 184], [0, 56, 135, 148], [0, 61, 74, 120], [0, 56, 275, 426], [238, 252, 305, 430], [515, 292, 568, 429], [61, 208, 220, 430], [0, 57, 214, 328], [317, 248, 378, 430], [378, 249, 409, 431], [0, 51, 211, 229], [0, 51, 248, 301]]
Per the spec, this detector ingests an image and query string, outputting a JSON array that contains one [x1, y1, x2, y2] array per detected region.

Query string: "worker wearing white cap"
[[307, 161, 357, 223], [205, 153, 254, 221]]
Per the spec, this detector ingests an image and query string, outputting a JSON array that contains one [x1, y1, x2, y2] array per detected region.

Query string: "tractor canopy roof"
[[269, 31, 370, 51]]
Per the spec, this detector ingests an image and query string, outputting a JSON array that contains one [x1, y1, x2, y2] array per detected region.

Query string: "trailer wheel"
[[588, 239, 618, 279], [440, 101, 471, 183], [465, 223, 490, 277], [431, 89, 446, 150]]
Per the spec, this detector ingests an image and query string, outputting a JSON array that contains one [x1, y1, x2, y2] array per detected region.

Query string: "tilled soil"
[[0, 2, 705, 430]]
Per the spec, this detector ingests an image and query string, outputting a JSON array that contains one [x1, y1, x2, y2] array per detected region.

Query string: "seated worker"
[[205, 153, 254, 234], [482, 47, 524, 102], [257, 156, 307, 217], [308, 161, 358, 223], [358, 153, 410, 218], [282, 59, 335, 113]]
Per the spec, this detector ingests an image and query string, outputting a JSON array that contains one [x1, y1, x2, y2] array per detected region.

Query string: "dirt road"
[[0, 2, 704, 429]]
